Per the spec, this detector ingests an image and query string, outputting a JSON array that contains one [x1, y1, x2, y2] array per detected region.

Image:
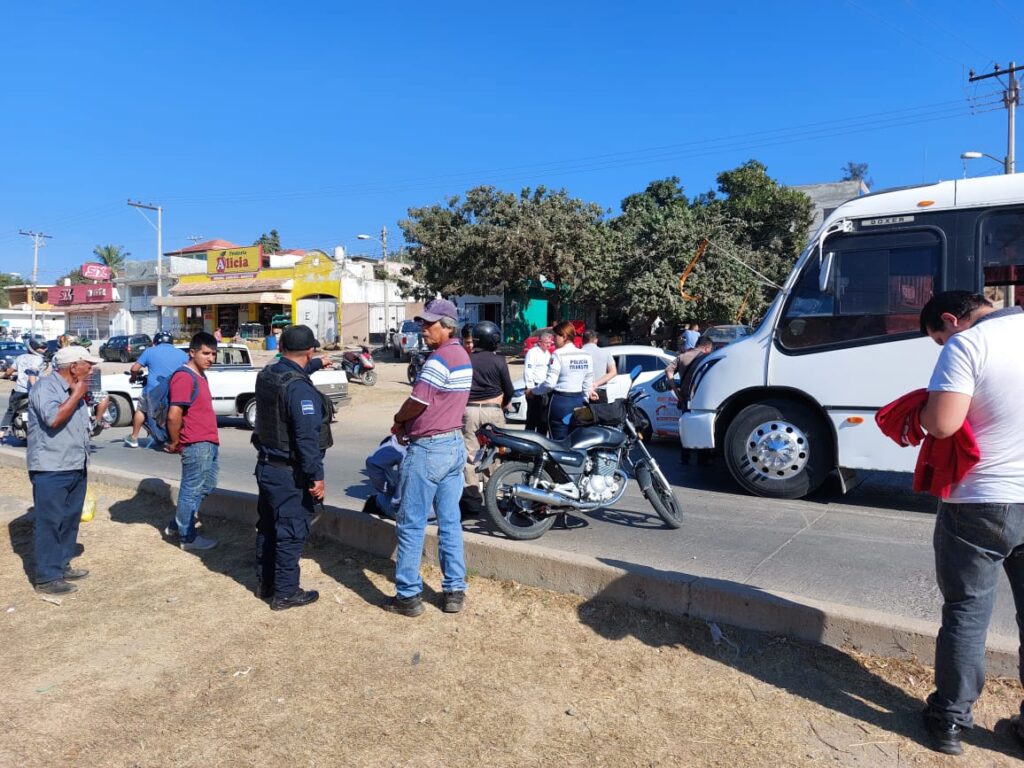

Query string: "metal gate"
[[368, 304, 406, 335], [296, 297, 338, 345], [134, 312, 158, 337]]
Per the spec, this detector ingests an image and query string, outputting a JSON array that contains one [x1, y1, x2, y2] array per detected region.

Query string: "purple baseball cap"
[[415, 299, 459, 323]]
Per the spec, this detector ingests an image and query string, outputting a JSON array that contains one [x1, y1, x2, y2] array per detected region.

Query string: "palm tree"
[[92, 244, 130, 277]]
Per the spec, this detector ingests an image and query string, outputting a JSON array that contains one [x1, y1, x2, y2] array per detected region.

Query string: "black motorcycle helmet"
[[154, 331, 174, 345], [29, 338, 47, 353], [471, 321, 501, 352]]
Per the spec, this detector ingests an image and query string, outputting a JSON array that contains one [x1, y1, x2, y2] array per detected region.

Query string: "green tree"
[[92, 244, 130, 277], [55, 269, 90, 286], [399, 186, 611, 320], [840, 161, 871, 187], [254, 229, 281, 254], [0, 271, 20, 308]]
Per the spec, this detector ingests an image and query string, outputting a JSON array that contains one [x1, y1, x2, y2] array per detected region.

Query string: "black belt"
[[467, 402, 502, 408], [259, 456, 295, 468]]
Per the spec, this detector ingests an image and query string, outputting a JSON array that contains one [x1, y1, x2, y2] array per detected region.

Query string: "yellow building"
[[153, 246, 342, 345]]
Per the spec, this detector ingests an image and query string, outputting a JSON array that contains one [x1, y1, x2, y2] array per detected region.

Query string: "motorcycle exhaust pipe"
[[510, 480, 628, 511]]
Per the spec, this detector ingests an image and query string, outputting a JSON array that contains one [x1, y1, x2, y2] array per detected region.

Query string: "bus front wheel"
[[723, 400, 832, 500]]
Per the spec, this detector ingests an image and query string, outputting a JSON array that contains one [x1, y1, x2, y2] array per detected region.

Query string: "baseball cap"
[[54, 346, 102, 366], [280, 324, 320, 351], [415, 299, 459, 323]]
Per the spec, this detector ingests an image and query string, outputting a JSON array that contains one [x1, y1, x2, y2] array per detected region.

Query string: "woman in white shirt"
[[530, 321, 593, 439]]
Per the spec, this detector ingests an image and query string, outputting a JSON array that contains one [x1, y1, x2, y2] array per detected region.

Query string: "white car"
[[507, 345, 677, 439], [100, 343, 349, 429]]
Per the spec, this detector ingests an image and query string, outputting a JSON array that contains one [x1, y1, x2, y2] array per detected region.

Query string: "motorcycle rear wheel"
[[635, 460, 683, 529], [484, 461, 557, 540]]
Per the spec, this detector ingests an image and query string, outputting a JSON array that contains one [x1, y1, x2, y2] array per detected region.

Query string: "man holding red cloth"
[[913, 291, 1024, 755]]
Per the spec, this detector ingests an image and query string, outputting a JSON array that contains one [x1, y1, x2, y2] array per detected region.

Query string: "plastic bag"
[[81, 487, 97, 523]]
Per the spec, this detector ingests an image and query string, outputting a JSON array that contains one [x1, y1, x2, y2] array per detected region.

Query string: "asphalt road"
[[3, 358, 1016, 640]]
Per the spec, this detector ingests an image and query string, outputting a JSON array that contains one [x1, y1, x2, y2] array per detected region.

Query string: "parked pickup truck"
[[100, 343, 349, 430]]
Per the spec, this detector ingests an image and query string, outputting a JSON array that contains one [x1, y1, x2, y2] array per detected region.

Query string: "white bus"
[[680, 174, 1024, 499]]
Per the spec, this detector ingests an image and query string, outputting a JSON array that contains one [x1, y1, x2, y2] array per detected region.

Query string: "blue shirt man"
[[124, 336, 188, 448]]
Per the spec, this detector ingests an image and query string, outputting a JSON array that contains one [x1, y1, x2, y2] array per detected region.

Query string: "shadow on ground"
[[105, 483, 399, 609], [575, 558, 1022, 759]]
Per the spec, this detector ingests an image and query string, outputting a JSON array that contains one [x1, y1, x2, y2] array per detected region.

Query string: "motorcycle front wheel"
[[407, 364, 418, 385], [635, 459, 683, 529], [483, 461, 558, 540], [360, 370, 377, 386]]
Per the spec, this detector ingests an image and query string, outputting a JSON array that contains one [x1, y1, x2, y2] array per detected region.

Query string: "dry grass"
[[2, 469, 1022, 767]]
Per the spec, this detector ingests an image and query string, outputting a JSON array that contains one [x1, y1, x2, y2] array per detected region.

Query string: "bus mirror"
[[819, 251, 835, 293]]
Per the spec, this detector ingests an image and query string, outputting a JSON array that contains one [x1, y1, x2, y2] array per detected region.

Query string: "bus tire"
[[723, 400, 832, 500]]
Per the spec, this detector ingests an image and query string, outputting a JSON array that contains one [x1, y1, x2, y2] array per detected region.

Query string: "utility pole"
[[18, 230, 52, 336], [127, 200, 164, 330], [380, 224, 389, 333], [970, 61, 1022, 174]]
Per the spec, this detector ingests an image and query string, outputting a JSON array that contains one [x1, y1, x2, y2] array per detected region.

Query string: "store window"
[[779, 230, 942, 351]]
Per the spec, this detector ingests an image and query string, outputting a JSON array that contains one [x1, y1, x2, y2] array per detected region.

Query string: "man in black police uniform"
[[253, 325, 334, 611]]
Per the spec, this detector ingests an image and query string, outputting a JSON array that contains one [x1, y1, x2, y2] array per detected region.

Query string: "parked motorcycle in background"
[[9, 368, 107, 442], [407, 348, 426, 385], [340, 345, 376, 386], [474, 367, 682, 540]]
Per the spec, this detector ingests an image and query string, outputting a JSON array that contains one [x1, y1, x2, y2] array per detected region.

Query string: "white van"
[[680, 174, 1024, 499]]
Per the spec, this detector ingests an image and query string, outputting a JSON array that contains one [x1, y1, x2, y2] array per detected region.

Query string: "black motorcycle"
[[474, 369, 682, 540], [407, 349, 426, 385]]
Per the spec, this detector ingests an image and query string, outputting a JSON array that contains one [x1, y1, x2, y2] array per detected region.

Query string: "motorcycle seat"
[[485, 424, 624, 452], [486, 424, 569, 452]]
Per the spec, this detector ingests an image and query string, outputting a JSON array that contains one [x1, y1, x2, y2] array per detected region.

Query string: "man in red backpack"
[[918, 291, 1024, 755]]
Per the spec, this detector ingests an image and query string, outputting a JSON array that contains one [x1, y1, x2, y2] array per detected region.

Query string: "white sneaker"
[[180, 535, 217, 552], [123, 436, 140, 448]]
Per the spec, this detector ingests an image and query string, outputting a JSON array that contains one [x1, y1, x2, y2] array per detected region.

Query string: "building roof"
[[164, 238, 241, 256], [169, 277, 292, 296]]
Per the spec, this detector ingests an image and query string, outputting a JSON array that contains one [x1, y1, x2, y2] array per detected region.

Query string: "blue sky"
[[1, 1, 1021, 280]]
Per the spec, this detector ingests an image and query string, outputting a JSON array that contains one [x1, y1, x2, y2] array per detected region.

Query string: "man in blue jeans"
[[164, 331, 220, 551], [26, 346, 101, 594], [386, 299, 471, 616], [919, 291, 1024, 755]]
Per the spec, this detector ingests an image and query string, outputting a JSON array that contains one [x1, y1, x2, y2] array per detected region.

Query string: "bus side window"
[[981, 210, 1024, 308], [779, 232, 940, 350]]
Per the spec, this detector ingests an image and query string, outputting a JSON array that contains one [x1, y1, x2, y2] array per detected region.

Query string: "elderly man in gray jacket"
[[27, 346, 100, 594]]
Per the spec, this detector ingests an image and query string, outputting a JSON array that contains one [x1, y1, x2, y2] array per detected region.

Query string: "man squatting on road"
[[164, 332, 221, 552], [386, 299, 472, 617], [26, 346, 103, 594], [252, 324, 334, 611], [918, 291, 1024, 756]]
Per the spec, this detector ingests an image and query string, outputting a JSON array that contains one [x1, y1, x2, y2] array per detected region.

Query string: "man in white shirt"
[[581, 330, 617, 403], [918, 291, 1024, 755], [1, 338, 47, 439], [523, 330, 553, 434]]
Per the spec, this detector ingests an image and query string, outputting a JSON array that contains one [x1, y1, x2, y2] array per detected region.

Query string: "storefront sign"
[[47, 283, 113, 306], [81, 262, 112, 280], [207, 246, 261, 277]]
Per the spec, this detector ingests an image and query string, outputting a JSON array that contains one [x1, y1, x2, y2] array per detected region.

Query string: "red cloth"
[[875, 389, 980, 498]]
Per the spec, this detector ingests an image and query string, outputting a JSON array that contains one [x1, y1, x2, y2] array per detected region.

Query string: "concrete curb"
[[2, 447, 1016, 676]]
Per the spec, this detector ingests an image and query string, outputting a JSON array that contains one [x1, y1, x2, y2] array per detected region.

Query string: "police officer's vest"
[[254, 365, 334, 453]]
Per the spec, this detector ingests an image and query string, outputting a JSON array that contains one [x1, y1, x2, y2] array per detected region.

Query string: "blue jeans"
[[175, 442, 219, 541], [30, 469, 87, 584], [925, 501, 1024, 727], [394, 431, 466, 598]]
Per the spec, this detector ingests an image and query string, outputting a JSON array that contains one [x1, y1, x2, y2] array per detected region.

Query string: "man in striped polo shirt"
[[386, 299, 472, 617]]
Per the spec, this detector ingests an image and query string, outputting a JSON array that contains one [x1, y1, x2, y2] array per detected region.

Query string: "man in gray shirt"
[[27, 345, 99, 594], [581, 331, 617, 403]]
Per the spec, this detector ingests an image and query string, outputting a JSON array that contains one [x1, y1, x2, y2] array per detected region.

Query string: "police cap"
[[280, 324, 320, 352]]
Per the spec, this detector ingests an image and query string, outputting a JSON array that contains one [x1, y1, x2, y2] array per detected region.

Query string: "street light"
[[960, 150, 1011, 175], [357, 226, 390, 342]]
